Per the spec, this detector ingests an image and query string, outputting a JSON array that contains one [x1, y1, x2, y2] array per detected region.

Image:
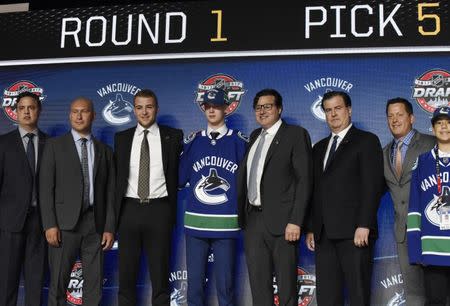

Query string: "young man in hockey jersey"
[[408, 106, 450, 306], [179, 88, 247, 306]]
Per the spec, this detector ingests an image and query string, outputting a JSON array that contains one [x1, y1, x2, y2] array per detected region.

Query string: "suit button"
[[401, 201, 405, 204]]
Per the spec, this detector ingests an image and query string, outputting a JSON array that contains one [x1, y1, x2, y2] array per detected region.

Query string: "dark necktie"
[[25, 133, 36, 206], [210, 132, 220, 140], [325, 135, 339, 170], [248, 130, 267, 203], [80, 138, 90, 209], [138, 130, 150, 201]]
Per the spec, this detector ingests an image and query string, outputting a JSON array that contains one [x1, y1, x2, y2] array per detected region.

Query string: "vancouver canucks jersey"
[[407, 148, 450, 266], [179, 128, 247, 238]]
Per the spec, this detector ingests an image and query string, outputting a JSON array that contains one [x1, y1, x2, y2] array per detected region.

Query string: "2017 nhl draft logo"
[[97, 83, 140, 125], [66, 261, 83, 305], [304, 77, 354, 121], [412, 69, 450, 113], [273, 267, 316, 306], [2, 80, 45, 123], [195, 73, 245, 116], [194, 168, 230, 205]]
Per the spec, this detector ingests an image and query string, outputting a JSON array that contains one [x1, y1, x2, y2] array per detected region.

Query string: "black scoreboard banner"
[[0, 0, 449, 63]]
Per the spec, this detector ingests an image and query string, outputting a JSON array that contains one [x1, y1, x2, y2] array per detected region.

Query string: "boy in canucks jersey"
[[408, 106, 450, 305], [179, 88, 247, 306]]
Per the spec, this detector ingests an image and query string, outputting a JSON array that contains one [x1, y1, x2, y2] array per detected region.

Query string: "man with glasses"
[[237, 88, 313, 306]]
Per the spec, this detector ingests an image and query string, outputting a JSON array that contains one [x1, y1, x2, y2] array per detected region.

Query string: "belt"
[[125, 196, 168, 204]]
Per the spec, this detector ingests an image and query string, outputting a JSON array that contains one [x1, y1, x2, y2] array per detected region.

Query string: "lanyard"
[[435, 146, 442, 194]]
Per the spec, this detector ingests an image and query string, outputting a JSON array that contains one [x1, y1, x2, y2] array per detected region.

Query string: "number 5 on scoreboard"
[[418, 2, 440, 36], [211, 10, 228, 42]]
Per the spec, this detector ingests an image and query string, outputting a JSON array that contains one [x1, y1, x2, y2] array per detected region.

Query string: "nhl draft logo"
[[2, 80, 45, 123], [66, 261, 83, 305], [273, 267, 316, 306], [97, 83, 140, 125], [387, 290, 406, 306], [304, 77, 354, 121], [194, 168, 230, 205], [195, 73, 245, 116], [412, 69, 450, 113], [425, 186, 450, 227]]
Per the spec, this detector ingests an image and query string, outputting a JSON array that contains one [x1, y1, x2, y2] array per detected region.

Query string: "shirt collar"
[[137, 122, 159, 135], [394, 129, 416, 146], [207, 124, 228, 138], [264, 118, 282, 136], [332, 123, 352, 139], [18, 126, 38, 138], [71, 129, 92, 142]]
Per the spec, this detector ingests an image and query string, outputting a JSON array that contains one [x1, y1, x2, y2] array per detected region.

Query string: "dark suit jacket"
[[237, 121, 313, 235], [310, 125, 384, 240], [114, 125, 183, 226], [383, 131, 435, 243], [39, 133, 115, 234], [0, 129, 47, 232]]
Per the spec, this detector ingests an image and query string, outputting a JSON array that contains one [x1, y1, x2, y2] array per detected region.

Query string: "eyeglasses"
[[254, 103, 274, 112]]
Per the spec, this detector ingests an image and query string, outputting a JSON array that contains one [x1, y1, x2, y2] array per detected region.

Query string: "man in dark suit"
[[0, 92, 47, 306], [383, 97, 434, 306], [40, 97, 115, 306], [114, 89, 183, 306], [237, 88, 313, 306], [305, 91, 384, 306]]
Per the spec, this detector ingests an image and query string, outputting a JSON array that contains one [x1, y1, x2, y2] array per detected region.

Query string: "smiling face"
[[16, 96, 40, 131], [323, 95, 352, 134], [387, 103, 414, 139], [433, 117, 450, 145], [69, 98, 95, 136], [134, 96, 158, 128], [254, 95, 281, 130]]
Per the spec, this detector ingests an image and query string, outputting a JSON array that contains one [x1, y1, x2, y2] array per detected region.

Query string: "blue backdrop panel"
[[0, 54, 445, 305]]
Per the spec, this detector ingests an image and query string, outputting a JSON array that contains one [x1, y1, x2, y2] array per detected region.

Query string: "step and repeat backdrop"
[[0, 1, 449, 305]]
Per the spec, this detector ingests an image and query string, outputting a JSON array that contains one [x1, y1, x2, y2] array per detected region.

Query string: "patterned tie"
[[25, 133, 36, 206], [138, 129, 150, 201], [248, 130, 267, 204], [80, 138, 90, 209], [325, 135, 339, 170], [395, 140, 403, 178]]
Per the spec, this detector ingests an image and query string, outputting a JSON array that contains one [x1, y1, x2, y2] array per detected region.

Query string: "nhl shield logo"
[[66, 261, 83, 305], [195, 73, 245, 116], [412, 69, 450, 113], [194, 168, 230, 205], [2, 80, 45, 123]]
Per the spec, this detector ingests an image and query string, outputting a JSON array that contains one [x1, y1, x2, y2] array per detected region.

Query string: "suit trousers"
[[396, 239, 425, 306], [185, 235, 236, 306], [0, 208, 46, 306], [315, 229, 373, 306], [47, 209, 103, 306], [118, 197, 173, 306], [243, 208, 298, 306]]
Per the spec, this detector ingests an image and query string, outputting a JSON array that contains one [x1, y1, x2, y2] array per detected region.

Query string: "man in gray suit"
[[40, 98, 115, 306], [383, 97, 434, 306]]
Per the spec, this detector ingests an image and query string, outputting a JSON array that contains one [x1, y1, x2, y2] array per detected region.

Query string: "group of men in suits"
[[0, 87, 432, 306]]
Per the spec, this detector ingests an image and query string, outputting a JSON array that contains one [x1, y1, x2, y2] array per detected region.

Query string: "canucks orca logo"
[[102, 93, 133, 125], [194, 168, 230, 205], [170, 282, 187, 306], [387, 290, 406, 306], [310, 94, 326, 121], [425, 186, 450, 227]]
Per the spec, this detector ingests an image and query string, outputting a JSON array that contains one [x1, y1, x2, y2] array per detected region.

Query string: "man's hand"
[[305, 232, 315, 251], [45, 227, 61, 247], [285, 223, 301, 242], [354, 227, 370, 247], [102, 232, 114, 251]]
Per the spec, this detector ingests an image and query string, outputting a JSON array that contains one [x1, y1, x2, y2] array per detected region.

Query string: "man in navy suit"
[[0, 92, 47, 306]]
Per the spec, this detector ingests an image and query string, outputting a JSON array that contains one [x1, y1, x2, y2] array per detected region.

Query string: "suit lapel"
[[384, 140, 398, 182], [93, 138, 101, 180], [13, 129, 32, 176], [400, 131, 421, 181], [159, 126, 169, 174], [324, 126, 354, 172], [263, 123, 285, 170], [36, 130, 46, 174]]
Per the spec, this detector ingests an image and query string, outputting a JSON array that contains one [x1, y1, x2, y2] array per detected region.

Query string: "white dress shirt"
[[207, 124, 228, 140], [323, 123, 353, 170], [126, 123, 168, 199], [246, 119, 282, 206]]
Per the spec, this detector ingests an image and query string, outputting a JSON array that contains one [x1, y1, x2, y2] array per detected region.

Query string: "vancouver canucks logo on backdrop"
[[387, 290, 406, 306], [96, 83, 141, 126], [425, 186, 450, 227], [303, 77, 354, 121], [194, 168, 230, 205]]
